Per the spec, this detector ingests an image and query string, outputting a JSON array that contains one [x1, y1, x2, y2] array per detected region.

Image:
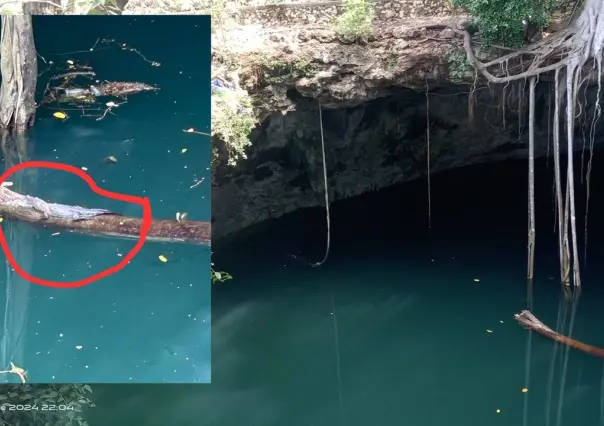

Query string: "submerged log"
[[0, 186, 210, 245], [514, 310, 604, 359]]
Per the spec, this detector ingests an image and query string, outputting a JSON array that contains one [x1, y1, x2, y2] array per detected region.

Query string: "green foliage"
[[446, 49, 473, 80], [211, 268, 232, 284], [262, 58, 315, 84], [212, 88, 257, 167], [0, 383, 94, 426], [450, 0, 554, 46], [334, 0, 374, 41]]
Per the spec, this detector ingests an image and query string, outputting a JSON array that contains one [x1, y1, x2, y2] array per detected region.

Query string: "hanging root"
[[527, 77, 536, 283], [454, 0, 604, 287], [311, 100, 331, 267], [425, 79, 432, 229]]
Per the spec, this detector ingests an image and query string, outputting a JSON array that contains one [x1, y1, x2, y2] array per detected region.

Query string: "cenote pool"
[[0, 16, 211, 383], [89, 151, 604, 425]]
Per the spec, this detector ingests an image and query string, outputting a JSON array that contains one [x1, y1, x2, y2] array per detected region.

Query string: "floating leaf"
[[486, 329, 493, 333], [158, 255, 168, 263], [496, 409, 501, 414], [66, 60, 74, 65], [214, 271, 222, 280], [500, 320, 504, 324], [181, 148, 188, 154], [53, 111, 67, 120], [522, 388, 528, 393], [0, 217, 3, 223], [473, 278, 480, 282], [81, 166, 88, 171], [104, 156, 117, 164]]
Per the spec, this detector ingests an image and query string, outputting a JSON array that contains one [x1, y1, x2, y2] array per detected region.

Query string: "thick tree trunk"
[[0, 15, 37, 132]]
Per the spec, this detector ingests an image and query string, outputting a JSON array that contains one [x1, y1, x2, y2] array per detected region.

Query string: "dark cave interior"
[[216, 145, 604, 279]]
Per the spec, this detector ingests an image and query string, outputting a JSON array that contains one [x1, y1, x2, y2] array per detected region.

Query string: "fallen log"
[[0, 185, 210, 245], [514, 310, 604, 359]]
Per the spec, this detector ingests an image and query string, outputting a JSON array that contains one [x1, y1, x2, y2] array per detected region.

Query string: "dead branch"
[[0, 186, 210, 245], [515, 310, 604, 358]]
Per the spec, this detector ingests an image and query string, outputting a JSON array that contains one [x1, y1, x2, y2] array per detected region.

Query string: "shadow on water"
[[86, 147, 604, 424], [0, 16, 211, 384]]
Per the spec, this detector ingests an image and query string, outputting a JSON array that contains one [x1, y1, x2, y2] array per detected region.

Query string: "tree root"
[[0, 186, 210, 245], [515, 310, 604, 358]]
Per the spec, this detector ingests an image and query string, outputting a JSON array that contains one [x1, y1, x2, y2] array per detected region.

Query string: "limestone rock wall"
[[232, 0, 460, 27]]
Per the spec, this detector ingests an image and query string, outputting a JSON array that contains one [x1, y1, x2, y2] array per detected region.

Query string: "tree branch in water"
[[514, 310, 604, 358], [0, 186, 210, 245]]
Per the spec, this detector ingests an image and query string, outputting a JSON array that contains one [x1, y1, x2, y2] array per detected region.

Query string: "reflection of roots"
[[515, 310, 604, 358], [0, 362, 27, 383]]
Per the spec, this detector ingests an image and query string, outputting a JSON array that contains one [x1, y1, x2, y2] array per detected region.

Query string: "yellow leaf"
[[53, 112, 67, 120], [158, 255, 168, 263], [0, 217, 3, 223], [522, 388, 528, 393], [181, 148, 188, 154]]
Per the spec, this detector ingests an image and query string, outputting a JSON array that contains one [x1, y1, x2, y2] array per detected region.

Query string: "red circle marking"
[[0, 161, 152, 288]]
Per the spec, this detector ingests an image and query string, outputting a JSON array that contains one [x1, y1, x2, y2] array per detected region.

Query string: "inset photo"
[[0, 15, 211, 384]]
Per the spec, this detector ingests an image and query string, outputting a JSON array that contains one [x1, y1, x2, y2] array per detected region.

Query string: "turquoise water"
[[87, 152, 604, 425], [0, 16, 212, 383]]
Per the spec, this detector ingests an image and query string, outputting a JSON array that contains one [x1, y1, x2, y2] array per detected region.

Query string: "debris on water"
[[499, 320, 504, 324], [104, 155, 118, 164], [181, 148, 188, 154], [51, 232, 60, 236], [496, 409, 501, 414], [81, 166, 88, 171], [473, 278, 480, 282], [486, 329, 493, 333], [158, 255, 168, 263], [1, 181, 13, 187], [176, 212, 188, 223], [522, 388, 528, 393], [53, 111, 68, 120], [75, 345, 83, 350], [190, 177, 204, 189]]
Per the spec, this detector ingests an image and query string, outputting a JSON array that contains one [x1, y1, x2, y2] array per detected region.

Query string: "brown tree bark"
[[515, 310, 604, 358], [0, 15, 37, 132], [0, 186, 210, 245]]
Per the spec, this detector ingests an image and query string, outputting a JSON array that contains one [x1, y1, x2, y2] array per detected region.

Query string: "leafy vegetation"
[[446, 49, 473, 80], [450, 0, 554, 46], [211, 88, 257, 167], [211, 268, 233, 284], [334, 0, 374, 41], [262, 58, 315, 84], [0, 383, 94, 426]]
